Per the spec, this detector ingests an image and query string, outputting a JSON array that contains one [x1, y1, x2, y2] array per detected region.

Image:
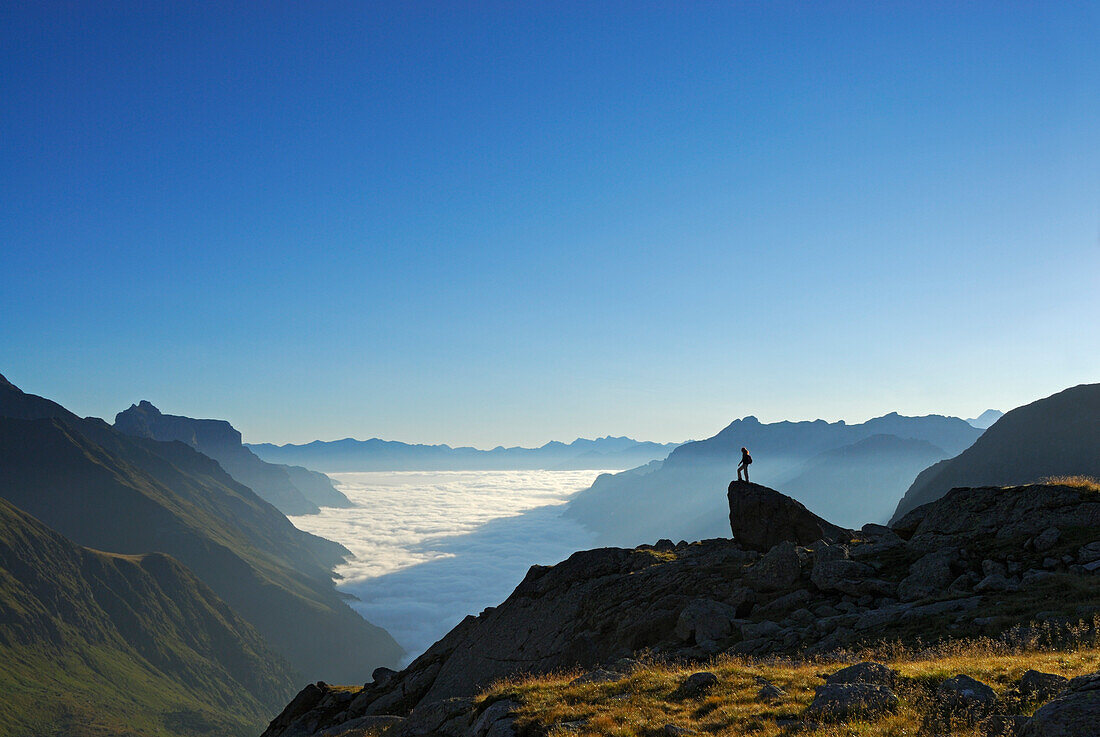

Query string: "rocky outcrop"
[[893, 484, 1100, 551], [1021, 671, 1100, 736], [727, 481, 850, 552], [114, 401, 351, 515], [264, 481, 1100, 737]]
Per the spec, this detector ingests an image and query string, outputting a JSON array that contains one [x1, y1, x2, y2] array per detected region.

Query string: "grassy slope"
[[481, 644, 1100, 737], [0, 497, 296, 737], [0, 377, 403, 681]]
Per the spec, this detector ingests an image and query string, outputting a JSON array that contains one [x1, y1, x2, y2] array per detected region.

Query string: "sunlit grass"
[[470, 641, 1100, 737], [1041, 475, 1100, 493]]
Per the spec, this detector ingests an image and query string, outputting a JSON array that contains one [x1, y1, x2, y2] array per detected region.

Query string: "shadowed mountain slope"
[[890, 383, 1100, 523], [0, 495, 296, 737], [0, 375, 402, 683], [566, 413, 981, 546], [781, 434, 949, 526], [115, 401, 350, 515]]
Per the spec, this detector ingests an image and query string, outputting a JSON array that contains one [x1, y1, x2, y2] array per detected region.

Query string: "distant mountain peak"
[[965, 409, 1003, 429]]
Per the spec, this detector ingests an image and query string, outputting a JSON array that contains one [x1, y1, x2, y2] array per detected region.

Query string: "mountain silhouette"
[[115, 400, 350, 515], [565, 412, 982, 546], [890, 383, 1100, 522]]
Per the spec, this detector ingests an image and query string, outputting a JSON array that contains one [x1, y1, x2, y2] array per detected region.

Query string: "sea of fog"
[[288, 470, 609, 664]]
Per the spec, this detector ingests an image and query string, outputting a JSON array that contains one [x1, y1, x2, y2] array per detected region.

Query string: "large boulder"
[[1021, 671, 1100, 736], [727, 481, 849, 552], [744, 541, 803, 591], [898, 549, 958, 601], [806, 683, 898, 721]]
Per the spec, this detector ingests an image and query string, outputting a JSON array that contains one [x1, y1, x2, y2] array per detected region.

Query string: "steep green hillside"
[[0, 375, 403, 683], [0, 496, 296, 737]]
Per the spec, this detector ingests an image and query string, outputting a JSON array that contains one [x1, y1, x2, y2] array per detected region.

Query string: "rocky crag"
[[264, 479, 1100, 736], [115, 400, 351, 515]]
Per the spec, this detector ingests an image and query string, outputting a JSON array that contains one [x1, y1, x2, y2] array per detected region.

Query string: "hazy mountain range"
[[248, 435, 682, 472], [564, 412, 985, 545]]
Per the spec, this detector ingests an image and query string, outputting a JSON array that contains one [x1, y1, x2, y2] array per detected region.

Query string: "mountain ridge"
[[0, 376, 403, 684], [890, 383, 1100, 522], [115, 400, 351, 515]]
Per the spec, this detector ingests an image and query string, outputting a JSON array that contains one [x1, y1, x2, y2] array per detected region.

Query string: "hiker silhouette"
[[737, 447, 752, 481]]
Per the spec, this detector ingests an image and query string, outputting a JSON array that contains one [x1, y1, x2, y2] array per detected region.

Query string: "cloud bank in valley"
[[289, 470, 605, 662]]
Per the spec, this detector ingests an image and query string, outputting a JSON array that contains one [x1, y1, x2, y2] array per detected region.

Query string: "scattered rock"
[[674, 599, 737, 646], [571, 669, 622, 685], [805, 682, 898, 721], [745, 541, 803, 591], [898, 549, 957, 601], [810, 558, 882, 596], [825, 661, 899, 688], [1017, 670, 1069, 702], [471, 699, 520, 737], [937, 674, 998, 715], [980, 714, 1029, 737], [1033, 527, 1062, 553], [756, 681, 785, 701], [318, 715, 406, 737], [671, 672, 719, 700], [1019, 670, 1100, 736], [660, 724, 696, 736], [401, 697, 475, 737], [975, 573, 1020, 593]]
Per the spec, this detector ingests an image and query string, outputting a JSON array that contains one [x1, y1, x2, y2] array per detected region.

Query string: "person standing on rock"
[[737, 447, 752, 481]]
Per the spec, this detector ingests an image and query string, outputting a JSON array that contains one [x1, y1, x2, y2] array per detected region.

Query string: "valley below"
[[287, 470, 607, 661]]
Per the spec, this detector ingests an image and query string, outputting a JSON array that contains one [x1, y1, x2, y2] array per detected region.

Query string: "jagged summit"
[[115, 400, 350, 514]]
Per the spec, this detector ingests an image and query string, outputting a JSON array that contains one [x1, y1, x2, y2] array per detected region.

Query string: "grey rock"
[[937, 674, 998, 714], [674, 599, 737, 645], [981, 715, 1029, 737], [1020, 670, 1100, 736], [317, 716, 406, 737], [983, 559, 1009, 578], [401, 697, 475, 737], [661, 725, 696, 736], [755, 588, 812, 618], [898, 549, 957, 601], [1077, 542, 1100, 565], [806, 682, 898, 721], [740, 620, 782, 640], [671, 671, 719, 699], [471, 699, 519, 737], [810, 559, 877, 596], [1034, 527, 1062, 552], [570, 669, 622, 685], [745, 541, 803, 591], [975, 573, 1020, 593], [826, 661, 899, 688], [757, 682, 785, 700], [727, 480, 849, 552], [1017, 670, 1069, 702]]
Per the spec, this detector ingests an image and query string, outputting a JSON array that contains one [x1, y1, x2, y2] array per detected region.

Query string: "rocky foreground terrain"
[[264, 480, 1100, 736]]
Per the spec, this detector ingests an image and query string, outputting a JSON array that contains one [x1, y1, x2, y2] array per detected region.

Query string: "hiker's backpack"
[[745, 454, 752, 465]]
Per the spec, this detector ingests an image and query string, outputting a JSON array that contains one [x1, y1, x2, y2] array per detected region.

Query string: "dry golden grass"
[[475, 643, 1100, 737], [1041, 475, 1100, 492]]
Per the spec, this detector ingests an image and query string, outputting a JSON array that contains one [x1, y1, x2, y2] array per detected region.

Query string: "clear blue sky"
[[2, 2, 1098, 447]]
